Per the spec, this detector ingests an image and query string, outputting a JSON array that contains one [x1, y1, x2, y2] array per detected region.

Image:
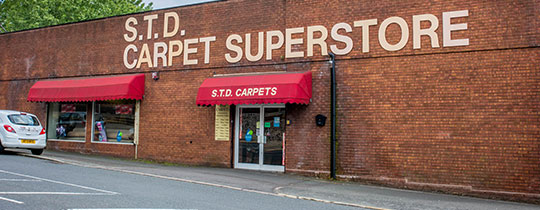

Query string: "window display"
[[47, 103, 87, 140], [93, 101, 135, 143]]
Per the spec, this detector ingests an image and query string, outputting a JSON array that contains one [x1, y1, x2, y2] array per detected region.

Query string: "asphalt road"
[[2, 149, 540, 210], [0, 152, 362, 210]]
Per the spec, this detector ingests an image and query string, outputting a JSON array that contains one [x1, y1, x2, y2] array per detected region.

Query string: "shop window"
[[92, 100, 136, 143], [47, 103, 87, 141]]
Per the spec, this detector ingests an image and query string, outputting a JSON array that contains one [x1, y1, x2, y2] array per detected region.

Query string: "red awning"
[[27, 74, 145, 102], [196, 71, 312, 106]]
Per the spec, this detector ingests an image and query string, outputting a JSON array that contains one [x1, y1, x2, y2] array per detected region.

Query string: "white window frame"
[[234, 104, 286, 172], [90, 101, 139, 145], [46, 102, 86, 142]]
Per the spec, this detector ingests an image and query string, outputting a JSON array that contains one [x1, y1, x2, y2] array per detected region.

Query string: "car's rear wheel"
[[31, 149, 43, 155]]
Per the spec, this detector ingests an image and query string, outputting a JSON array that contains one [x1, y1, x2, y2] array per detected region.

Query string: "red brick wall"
[[336, 48, 540, 199], [0, 0, 539, 202], [137, 70, 232, 166]]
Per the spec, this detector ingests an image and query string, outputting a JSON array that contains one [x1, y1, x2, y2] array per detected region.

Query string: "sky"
[[141, 0, 218, 10]]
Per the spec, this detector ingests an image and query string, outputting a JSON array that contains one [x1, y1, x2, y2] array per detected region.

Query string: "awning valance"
[[196, 71, 312, 106], [27, 74, 145, 102]]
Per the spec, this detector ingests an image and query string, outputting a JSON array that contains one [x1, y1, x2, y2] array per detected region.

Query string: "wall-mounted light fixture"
[[152, 72, 159, 81]]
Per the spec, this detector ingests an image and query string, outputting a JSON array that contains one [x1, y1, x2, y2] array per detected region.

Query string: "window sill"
[[48, 139, 85, 143], [90, 141, 135, 145]]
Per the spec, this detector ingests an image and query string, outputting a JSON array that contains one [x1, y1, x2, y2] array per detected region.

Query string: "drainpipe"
[[134, 100, 141, 159], [329, 53, 337, 180]]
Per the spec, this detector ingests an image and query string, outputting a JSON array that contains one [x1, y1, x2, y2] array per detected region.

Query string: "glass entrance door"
[[263, 107, 285, 166], [235, 104, 285, 172], [238, 107, 260, 165]]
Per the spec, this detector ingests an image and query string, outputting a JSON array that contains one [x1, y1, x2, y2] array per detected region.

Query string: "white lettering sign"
[[122, 10, 470, 69], [211, 87, 278, 98]]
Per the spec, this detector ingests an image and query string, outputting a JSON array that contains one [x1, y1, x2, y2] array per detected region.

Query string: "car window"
[[71, 113, 85, 120], [59, 113, 71, 121], [7, 114, 40, 126]]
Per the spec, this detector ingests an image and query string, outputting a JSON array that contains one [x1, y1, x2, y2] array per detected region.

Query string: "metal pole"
[[329, 52, 337, 180]]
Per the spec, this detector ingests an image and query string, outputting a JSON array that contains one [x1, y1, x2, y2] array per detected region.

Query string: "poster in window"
[[61, 104, 76, 113], [115, 104, 133, 114], [215, 105, 230, 141]]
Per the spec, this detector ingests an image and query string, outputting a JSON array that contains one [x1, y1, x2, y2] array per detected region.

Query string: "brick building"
[[1, 0, 539, 203]]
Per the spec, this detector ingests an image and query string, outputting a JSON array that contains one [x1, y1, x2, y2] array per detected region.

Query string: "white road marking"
[[0, 192, 113, 195], [69, 209, 197, 210], [0, 169, 118, 195], [0, 179, 41, 182], [0, 196, 24, 204], [24, 154, 393, 210], [70, 167, 391, 210]]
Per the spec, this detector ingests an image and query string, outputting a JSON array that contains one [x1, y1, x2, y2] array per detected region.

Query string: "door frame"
[[234, 104, 285, 172]]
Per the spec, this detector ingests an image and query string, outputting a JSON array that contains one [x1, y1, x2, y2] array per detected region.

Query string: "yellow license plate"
[[21, 139, 36, 144]]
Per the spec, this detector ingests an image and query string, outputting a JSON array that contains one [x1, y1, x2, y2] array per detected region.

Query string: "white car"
[[0, 110, 46, 155]]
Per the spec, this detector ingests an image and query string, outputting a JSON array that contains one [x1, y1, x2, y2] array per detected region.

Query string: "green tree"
[[0, 0, 152, 33]]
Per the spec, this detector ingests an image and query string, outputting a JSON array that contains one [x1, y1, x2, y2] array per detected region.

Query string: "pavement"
[[12, 149, 540, 210]]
